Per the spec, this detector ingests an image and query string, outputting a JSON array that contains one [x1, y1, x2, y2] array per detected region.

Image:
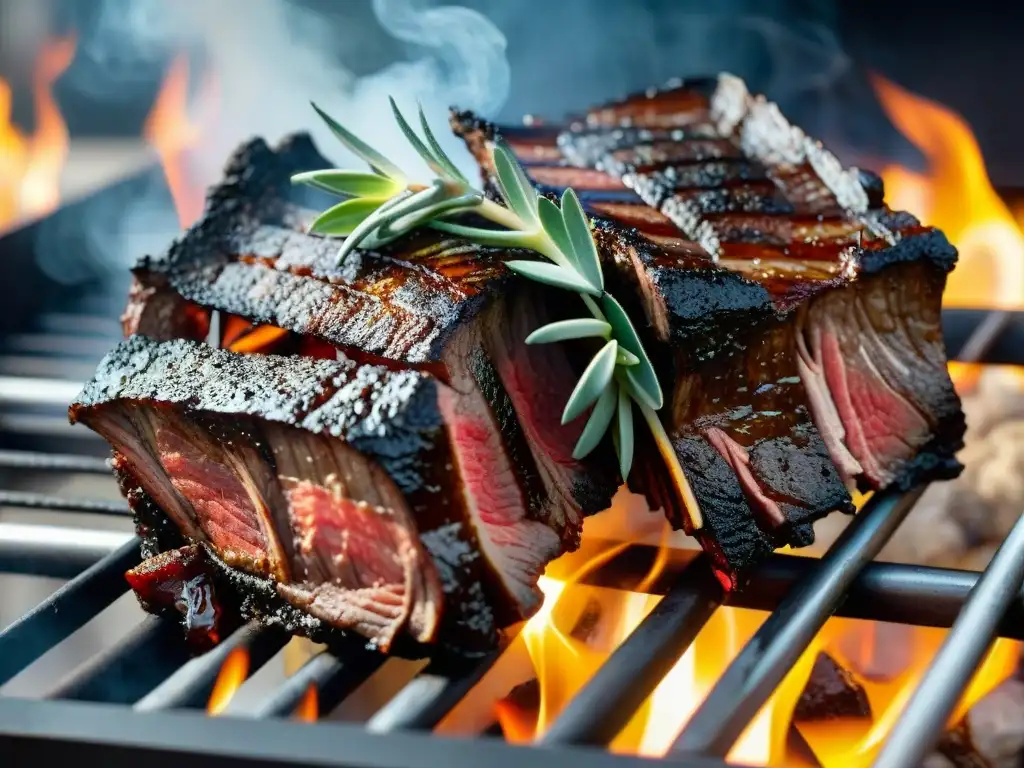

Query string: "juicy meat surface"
[[71, 335, 573, 654], [451, 72, 964, 584], [111, 74, 964, 593], [122, 133, 622, 574]]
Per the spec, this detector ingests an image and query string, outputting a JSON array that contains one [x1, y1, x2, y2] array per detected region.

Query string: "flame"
[[293, 684, 319, 722], [795, 622, 1018, 767], [207, 646, 249, 715], [484, 489, 1020, 765], [872, 75, 1024, 390], [874, 74, 1024, 310], [144, 54, 217, 228], [0, 36, 75, 231], [492, 496, 783, 761]]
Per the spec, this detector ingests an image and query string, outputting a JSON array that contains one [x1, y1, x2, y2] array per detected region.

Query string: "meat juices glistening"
[[71, 72, 965, 652]]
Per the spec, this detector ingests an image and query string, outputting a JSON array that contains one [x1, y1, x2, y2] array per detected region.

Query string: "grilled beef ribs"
[[71, 335, 578, 654], [99, 72, 965, 603], [123, 135, 621, 553], [452, 73, 965, 585]]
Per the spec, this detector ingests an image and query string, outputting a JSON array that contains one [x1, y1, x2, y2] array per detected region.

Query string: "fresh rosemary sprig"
[[294, 100, 703, 532]]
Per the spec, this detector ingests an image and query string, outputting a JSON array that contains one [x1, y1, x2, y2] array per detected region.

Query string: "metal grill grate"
[[0, 308, 1021, 768]]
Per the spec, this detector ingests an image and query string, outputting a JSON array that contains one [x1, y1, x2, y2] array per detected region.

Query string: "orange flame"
[[874, 74, 1024, 311], [144, 54, 217, 228], [293, 684, 319, 722], [0, 36, 75, 230], [477, 492, 1020, 764], [872, 74, 1024, 390], [207, 646, 250, 715], [794, 623, 1018, 767]]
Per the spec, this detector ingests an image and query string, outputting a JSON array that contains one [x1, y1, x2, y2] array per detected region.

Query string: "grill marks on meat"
[[451, 73, 963, 580]]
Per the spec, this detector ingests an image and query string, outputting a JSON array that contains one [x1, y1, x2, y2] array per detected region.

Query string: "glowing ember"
[[0, 36, 75, 231], [207, 646, 249, 715], [293, 684, 319, 722], [228, 325, 291, 354], [144, 54, 218, 229]]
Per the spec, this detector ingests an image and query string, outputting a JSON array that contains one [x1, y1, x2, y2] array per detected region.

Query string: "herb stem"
[[581, 293, 606, 323], [636, 400, 703, 532], [477, 197, 525, 231]]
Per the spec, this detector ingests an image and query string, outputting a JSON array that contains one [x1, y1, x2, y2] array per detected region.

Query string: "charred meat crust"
[[72, 336, 498, 655], [450, 75, 964, 582], [126, 134, 619, 543]]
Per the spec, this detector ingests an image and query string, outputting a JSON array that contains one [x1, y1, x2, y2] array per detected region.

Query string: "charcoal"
[[793, 652, 871, 722]]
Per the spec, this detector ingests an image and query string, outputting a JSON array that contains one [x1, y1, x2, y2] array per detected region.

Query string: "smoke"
[[175, 0, 509, 181], [39, 0, 510, 291], [37, 0, 915, 296]]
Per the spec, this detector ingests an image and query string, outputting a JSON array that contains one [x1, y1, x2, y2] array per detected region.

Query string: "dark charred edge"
[[133, 129, 519, 367], [468, 348, 548, 517], [591, 219, 777, 362], [674, 435, 776, 590], [137, 133, 332, 277], [124, 132, 332, 345], [861, 227, 959, 276], [884, 428, 966, 493], [69, 335, 444, 467], [748, 419, 857, 526], [112, 452, 185, 558]]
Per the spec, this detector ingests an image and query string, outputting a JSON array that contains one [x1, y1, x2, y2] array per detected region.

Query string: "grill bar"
[[0, 490, 128, 515], [872, 509, 1024, 768], [669, 486, 926, 757], [540, 558, 721, 746], [0, 450, 110, 474], [0, 537, 139, 686], [135, 624, 290, 711], [366, 652, 503, 732], [250, 649, 387, 719], [46, 616, 192, 704], [0, 523, 131, 578], [941, 307, 1024, 366], [0, 699, 729, 768]]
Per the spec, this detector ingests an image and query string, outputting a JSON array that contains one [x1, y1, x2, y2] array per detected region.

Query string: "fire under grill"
[[0, 298, 1019, 767]]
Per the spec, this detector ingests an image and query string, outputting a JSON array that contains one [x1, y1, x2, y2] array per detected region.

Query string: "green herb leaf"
[[616, 387, 635, 478], [616, 348, 641, 366], [419, 104, 469, 185], [292, 170, 402, 199], [492, 143, 538, 227], [336, 186, 437, 262], [310, 197, 386, 236], [601, 293, 663, 410], [561, 188, 603, 292], [572, 382, 617, 460], [386, 192, 483, 239], [537, 197, 574, 266], [311, 102, 405, 182], [505, 260, 603, 296], [390, 97, 447, 178], [525, 318, 612, 345], [562, 340, 618, 424]]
